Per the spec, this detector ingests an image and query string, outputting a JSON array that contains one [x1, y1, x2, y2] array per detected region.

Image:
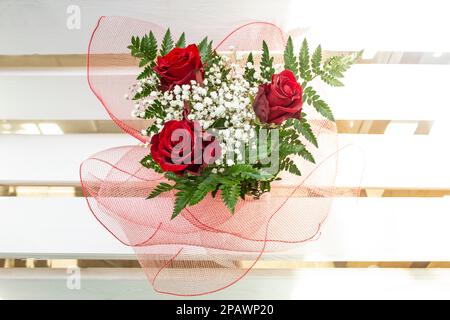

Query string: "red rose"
[[153, 44, 204, 91], [150, 119, 220, 174], [252, 69, 303, 125]]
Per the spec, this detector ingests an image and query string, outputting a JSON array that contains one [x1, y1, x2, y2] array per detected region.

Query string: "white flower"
[[204, 97, 213, 105], [173, 85, 182, 94], [193, 103, 204, 111]]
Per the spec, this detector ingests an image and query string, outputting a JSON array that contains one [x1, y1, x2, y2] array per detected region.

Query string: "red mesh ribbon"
[[81, 16, 359, 296]]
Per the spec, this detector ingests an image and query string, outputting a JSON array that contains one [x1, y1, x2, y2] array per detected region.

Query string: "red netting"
[[81, 16, 361, 296]]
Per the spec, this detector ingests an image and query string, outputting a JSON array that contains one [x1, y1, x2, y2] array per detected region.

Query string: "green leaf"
[[147, 182, 174, 199], [298, 147, 315, 164], [132, 83, 153, 100], [164, 171, 184, 183], [279, 140, 315, 164], [128, 31, 158, 68], [175, 32, 186, 48], [197, 37, 209, 62], [302, 87, 335, 122], [140, 154, 163, 173], [143, 100, 166, 119], [293, 116, 318, 147], [172, 187, 196, 219], [260, 40, 275, 81], [242, 170, 274, 181], [279, 142, 305, 157], [160, 28, 174, 56], [283, 36, 298, 78], [244, 52, 256, 83], [189, 174, 221, 206], [320, 74, 344, 87], [321, 51, 362, 87], [299, 39, 312, 82], [247, 51, 254, 64], [197, 37, 208, 51], [312, 99, 335, 121], [224, 164, 273, 181], [205, 40, 214, 64], [282, 157, 301, 176], [225, 164, 257, 176], [311, 45, 322, 75], [220, 182, 240, 214], [137, 65, 153, 80]]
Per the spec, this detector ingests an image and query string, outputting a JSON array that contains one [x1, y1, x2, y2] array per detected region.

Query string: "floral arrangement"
[[126, 29, 360, 219]]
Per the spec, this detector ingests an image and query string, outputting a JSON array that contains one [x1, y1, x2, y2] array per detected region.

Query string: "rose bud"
[[253, 69, 303, 125], [150, 119, 220, 174], [153, 44, 204, 91]]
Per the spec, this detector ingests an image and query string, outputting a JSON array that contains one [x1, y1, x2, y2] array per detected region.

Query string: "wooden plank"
[[1, 65, 448, 121], [1, 0, 449, 55], [0, 268, 449, 299], [0, 197, 449, 261], [1, 133, 449, 189], [0, 134, 135, 186]]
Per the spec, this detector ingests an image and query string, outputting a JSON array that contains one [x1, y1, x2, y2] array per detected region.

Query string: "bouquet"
[[81, 17, 362, 295], [126, 28, 360, 218]]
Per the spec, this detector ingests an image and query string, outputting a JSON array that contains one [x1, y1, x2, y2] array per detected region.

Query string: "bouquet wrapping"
[[81, 16, 362, 296]]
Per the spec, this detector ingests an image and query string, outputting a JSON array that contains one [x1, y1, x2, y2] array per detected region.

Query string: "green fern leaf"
[[311, 45, 322, 75], [189, 174, 220, 206], [140, 154, 163, 173], [160, 28, 174, 56], [197, 37, 209, 62], [220, 183, 240, 214], [312, 99, 335, 121], [244, 52, 256, 83], [172, 187, 196, 219], [260, 40, 275, 81], [299, 39, 312, 82], [128, 31, 158, 68], [321, 51, 362, 87], [282, 157, 301, 176], [294, 116, 318, 147], [147, 182, 174, 199], [175, 32, 186, 48], [298, 147, 315, 164], [137, 65, 153, 80], [284, 36, 298, 78]]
